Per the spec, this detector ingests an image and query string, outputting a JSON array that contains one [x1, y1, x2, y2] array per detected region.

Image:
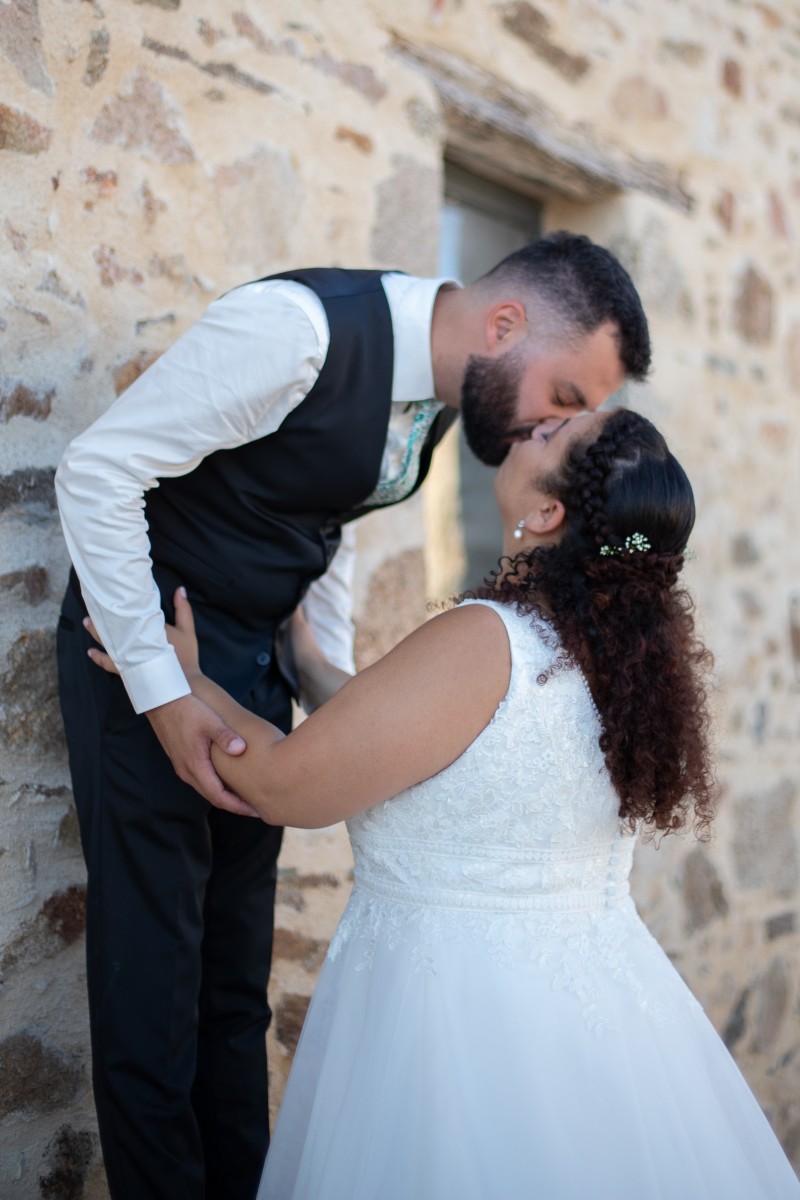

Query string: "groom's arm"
[[302, 523, 358, 676], [56, 280, 330, 806]]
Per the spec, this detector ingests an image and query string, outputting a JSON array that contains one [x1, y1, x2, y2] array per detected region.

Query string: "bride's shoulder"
[[453, 599, 558, 656], [422, 599, 513, 652]]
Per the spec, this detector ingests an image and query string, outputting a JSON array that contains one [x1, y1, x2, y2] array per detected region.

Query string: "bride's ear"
[[525, 497, 566, 538]]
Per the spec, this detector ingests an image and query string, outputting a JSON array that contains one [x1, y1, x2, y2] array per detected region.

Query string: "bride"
[[87, 407, 800, 1199]]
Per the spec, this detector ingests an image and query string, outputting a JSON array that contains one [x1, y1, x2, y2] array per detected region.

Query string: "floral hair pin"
[[599, 532, 652, 558]]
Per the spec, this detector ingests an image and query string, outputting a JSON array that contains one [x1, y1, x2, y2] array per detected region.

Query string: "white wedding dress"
[[258, 600, 800, 1200]]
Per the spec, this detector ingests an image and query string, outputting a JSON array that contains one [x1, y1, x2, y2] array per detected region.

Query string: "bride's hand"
[[288, 603, 352, 711], [85, 587, 202, 680], [288, 603, 324, 673], [164, 587, 201, 678]]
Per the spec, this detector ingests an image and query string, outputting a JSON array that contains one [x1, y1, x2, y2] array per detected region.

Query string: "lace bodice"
[[329, 602, 681, 1034], [347, 600, 634, 915]]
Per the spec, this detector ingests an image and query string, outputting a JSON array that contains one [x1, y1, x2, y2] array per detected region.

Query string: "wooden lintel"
[[390, 34, 694, 213]]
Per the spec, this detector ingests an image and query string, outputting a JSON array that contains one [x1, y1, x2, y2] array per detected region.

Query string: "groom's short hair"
[[481, 232, 651, 382]]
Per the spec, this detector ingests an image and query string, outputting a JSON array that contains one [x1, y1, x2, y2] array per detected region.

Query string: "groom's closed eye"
[[553, 383, 587, 410]]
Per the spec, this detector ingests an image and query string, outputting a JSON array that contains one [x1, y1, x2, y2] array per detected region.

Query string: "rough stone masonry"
[[1, 2, 798, 1195]]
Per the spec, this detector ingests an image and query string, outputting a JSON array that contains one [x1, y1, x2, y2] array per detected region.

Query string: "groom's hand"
[[146, 694, 257, 817]]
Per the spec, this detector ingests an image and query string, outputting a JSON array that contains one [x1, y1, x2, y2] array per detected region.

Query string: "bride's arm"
[[89, 590, 511, 829]]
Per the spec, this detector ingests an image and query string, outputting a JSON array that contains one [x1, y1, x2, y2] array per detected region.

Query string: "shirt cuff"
[[121, 647, 193, 715]]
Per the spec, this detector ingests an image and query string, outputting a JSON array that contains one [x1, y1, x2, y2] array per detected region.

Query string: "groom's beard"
[[459, 352, 524, 466]]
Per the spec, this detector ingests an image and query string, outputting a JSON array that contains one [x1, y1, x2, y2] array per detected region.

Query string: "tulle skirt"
[[258, 890, 800, 1200]]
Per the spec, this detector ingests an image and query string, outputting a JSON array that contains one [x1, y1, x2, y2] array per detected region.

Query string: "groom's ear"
[[485, 301, 527, 352]]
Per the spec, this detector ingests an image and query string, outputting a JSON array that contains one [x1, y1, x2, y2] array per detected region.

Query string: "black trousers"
[[57, 583, 292, 1200]]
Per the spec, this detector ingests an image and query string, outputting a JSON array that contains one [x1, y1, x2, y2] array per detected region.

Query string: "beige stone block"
[[732, 780, 798, 897], [213, 145, 301, 266]]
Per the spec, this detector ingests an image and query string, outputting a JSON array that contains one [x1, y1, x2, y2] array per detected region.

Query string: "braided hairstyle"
[[486, 408, 716, 837]]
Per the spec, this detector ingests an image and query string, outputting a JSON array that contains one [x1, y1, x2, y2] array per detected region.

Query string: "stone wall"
[[1, 1, 798, 1194]]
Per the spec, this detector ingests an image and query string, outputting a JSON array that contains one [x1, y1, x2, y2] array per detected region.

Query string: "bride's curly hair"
[[482, 408, 716, 837]]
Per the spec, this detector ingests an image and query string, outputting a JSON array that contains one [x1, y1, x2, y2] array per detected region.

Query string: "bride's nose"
[[532, 417, 566, 443]]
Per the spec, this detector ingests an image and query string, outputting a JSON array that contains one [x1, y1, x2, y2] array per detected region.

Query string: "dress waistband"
[[351, 834, 635, 915]]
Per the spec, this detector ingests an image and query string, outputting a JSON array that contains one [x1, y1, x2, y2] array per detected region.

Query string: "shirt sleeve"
[[302, 523, 357, 675], [55, 280, 329, 714]]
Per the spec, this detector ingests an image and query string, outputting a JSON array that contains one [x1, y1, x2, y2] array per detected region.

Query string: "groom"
[[55, 232, 650, 1200]]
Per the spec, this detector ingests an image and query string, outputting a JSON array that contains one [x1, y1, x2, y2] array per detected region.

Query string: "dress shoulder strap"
[[457, 598, 557, 689]]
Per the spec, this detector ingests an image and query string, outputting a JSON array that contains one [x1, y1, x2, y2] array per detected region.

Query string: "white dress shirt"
[[55, 272, 456, 714]]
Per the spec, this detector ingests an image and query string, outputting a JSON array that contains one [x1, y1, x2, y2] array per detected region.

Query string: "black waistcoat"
[[142, 268, 455, 696]]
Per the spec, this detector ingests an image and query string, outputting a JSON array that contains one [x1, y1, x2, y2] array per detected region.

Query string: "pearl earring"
[[513, 520, 526, 540]]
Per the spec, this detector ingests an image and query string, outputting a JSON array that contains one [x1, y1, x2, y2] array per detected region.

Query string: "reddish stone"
[[113, 351, 160, 395], [0, 103, 52, 153], [272, 928, 326, 970], [0, 627, 63, 749], [39, 1126, 96, 1200], [197, 18, 226, 46], [722, 58, 743, 97], [91, 68, 195, 163], [232, 11, 273, 51], [335, 126, 374, 154], [0, 466, 56, 513], [275, 993, 311, 1053], [714, 189, 735, 233], [0, 564, 48, 603], [767, 190, 790, 239], [293, 872, 339, 890], [502, 2, 590, 82], [81, 165, 118, 197], [0, 1032, 80, 1119], [5, 218, 26, 252], [788, 596, 800, 678], [0, 378, 54, 422], [1, 883, 87, 975], [20, 303, 49, 325], [138, 180, 167, 227], [41, 885, 87, 946], [310, 52, 388, 102], [733, 266, 773, 345], [755, 2, 784, 28], [94, 245, 144, 288], [276, 867, 341, 912]]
